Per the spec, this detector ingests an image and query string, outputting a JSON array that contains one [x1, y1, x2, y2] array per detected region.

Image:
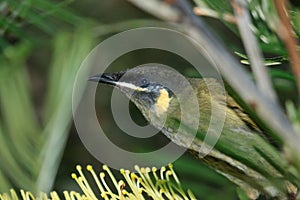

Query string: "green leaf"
[[0, 25, 94, 193], [37, 25, 94, 192], [0, 42, 40, 190]]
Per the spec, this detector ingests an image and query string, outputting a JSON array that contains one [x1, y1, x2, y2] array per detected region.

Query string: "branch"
[[232, 0, 277, 103], [126, 0, 181, 22], [274, 0, 300, 99]]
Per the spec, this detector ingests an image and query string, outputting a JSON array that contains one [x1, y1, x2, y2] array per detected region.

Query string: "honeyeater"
[[89, 66, 296, 199]]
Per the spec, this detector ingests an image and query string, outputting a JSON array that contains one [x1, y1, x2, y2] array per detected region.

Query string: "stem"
[[232, 0, 277, 103], [274, 0, 300, 100]]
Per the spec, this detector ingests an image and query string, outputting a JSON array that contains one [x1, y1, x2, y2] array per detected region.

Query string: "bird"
[[89, 65, 296, 199]]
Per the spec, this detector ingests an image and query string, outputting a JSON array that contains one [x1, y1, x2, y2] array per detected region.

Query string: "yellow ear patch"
[[154, 88, 172, 116]]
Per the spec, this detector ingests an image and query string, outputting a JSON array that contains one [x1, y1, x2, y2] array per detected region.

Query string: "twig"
[[126, 0, 181, 22], [231, 0, 277, 103], [274, 0, 300, 99], [193, 7, 236, 24]]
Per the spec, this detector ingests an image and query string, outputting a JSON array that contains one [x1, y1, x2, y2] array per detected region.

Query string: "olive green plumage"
[[89, 66, 296, 199]]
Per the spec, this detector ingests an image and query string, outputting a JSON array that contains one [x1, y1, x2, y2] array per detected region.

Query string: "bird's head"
[[89, 66, 175, 120]]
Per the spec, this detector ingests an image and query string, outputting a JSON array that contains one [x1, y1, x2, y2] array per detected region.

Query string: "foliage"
[[0, 0, 83, 52], [0, 28, 94, 192], [0, 0, 300, 199]]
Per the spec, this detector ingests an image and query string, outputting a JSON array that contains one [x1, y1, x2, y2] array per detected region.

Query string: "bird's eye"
[[139, 78, 149, 88]]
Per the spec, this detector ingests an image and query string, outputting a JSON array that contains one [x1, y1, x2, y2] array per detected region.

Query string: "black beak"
[[88, 71, 126, 86]]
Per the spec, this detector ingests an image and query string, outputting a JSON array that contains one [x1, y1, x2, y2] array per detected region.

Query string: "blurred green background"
[[1, 0, 300, 199]]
